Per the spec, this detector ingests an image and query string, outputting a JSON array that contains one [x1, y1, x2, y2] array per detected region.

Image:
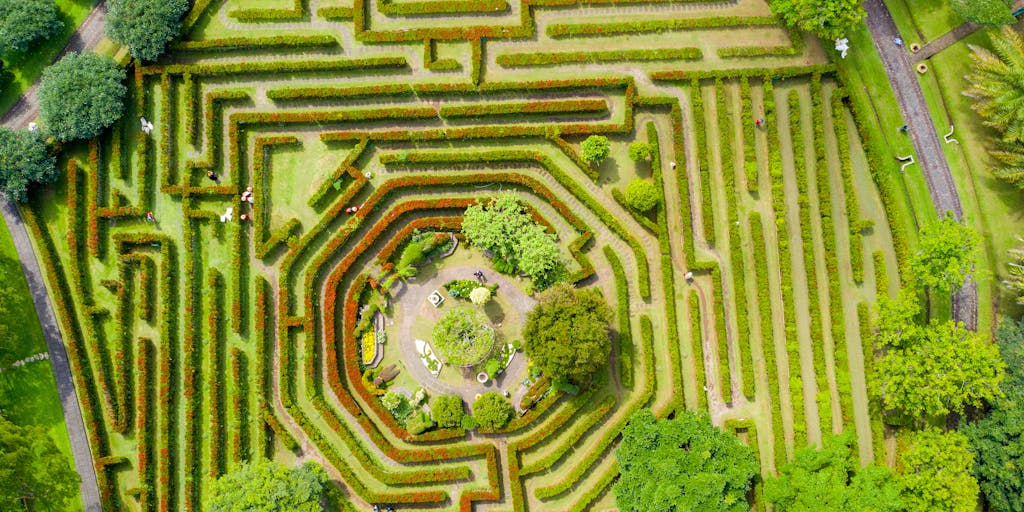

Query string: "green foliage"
[[430, 394, 464, 429], [0, 412, 78, 510], [898, 429, 979, 512], [39, 53, 127, 142], [461, 194, 563, 288], [0, 127, 57, 202], [405, 410, 434, 435], [431, 306, 494, 366], [765, 432, 901, 511], [909, 213, 980, 292], [873, 291, 1004, 418], [207, 460, 328, 512], [768, 0, 864, 40], [106, 0, 189, 61], [472, 391, 513, 430], [469, 286, 491, 305], [580, 135, 610, 166], [0, 0, 62, 55], [952, 0, 1014, 26], [381, 390, 413, 420], [627, 141, 653, 162], [966, 27, 1024, 186], [522, 283, 612, 383], [1004, 238, 1024, 304], [614, 409, 757, 512], [623, 178, 659, 212]]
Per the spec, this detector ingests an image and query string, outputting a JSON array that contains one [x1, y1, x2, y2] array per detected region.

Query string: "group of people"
[[474, 270, 487, 283]]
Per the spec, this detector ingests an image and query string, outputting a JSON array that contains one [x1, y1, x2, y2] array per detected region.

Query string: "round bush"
[[628, 141, 654, 162], [580, 135, 611, 166], [432, 306, 495, 366], [430, 394, 464, 429], [523, 283, 612, 383], [472, 392, 513, 430], [469, 287, 492, 305], [39, 52, 126, 142], [624, 178, 659, 212], [0, 0, 63, 55]]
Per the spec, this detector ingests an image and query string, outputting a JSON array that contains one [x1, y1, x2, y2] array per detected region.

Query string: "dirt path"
[[911, 21, 982, 63]]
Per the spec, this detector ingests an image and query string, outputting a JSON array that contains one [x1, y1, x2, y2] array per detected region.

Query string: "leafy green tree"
[[952, 0, 1014, 26], [0, 127, 58, 201], [627, 141, 653, 162], [522, 283, 612, 383], [909, 213, 980, 292], [39, 52, 126, 142], [207, 460, 328, 512], [515, 222, 563, 288], [0, 412, 79, 510], [765, 432, 901, 512], [768, 0, 864, 40], [614, 409, 757, 512], [430, 394, 465, 429], [106, 0, 189, 61], [0, 0, 63, 55], [462, 194, 563, 287], [580, 135, 610, 166], [898, 428, 979, 512], [432, 306, 495, 366], [472, 391, 513, 430], [964, 318, 1024, 512], [624, 178, 659, 212], [873, 291, 1004, 418]]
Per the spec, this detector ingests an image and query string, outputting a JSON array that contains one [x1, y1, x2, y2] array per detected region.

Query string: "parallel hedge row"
[[830, 91, 866, 283], [173, 35, 337, 51], [497, 47, 702, 67], [605, 246, 633, 387], [207, 271, 226, 479], [546, 15, 779, 38], [519, 396, 616, 474], [717, 28, 804, 59], [438, 98, 608, 118], [227, 0, 304, 21], [750, 212, 786, 468], [379, 0, 508, 15], [691, 82, 715, 246], [857, 301, 886, 465], [740, 77, 759, 192], [689, 291, 708, 410]]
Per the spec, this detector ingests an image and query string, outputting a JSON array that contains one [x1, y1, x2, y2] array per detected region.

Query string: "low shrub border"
[[546, 15, 779, 38], [830, 90, 866, 283], [691, 81, 715, 246], [379, 0, 508, 15], [750, 212, 786, 468], [724, 418, 765, 511], [497, 48, 702, 67], [604, 246, 633, 387]]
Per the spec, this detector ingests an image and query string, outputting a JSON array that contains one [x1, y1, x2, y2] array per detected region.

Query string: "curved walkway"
[[862, 0, 978, 330], [0, 202, 101, 512]]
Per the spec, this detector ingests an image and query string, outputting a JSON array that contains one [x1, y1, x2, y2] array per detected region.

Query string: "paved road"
[[0, 1, 108, 129], [0, 202, 101, 512], [862, 0, 978, 329]]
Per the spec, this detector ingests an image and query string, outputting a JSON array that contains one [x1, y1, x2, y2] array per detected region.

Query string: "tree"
[[208, 460, 328, 512], [873, 291, 1004, 418], [432, 306, 495, 366], [768, 0, 864, 41], [580, 135, 610, 166], [39, 52, 126, 142], [765, 432, 902, 512], [0, 412, 78, 510], [106, 0, 189, 61], [0, 127, 57, 201], [0, 0, 63, 55], [967, 27, 1024, 147], [469, 287, 491, 305], [964, 318, 1024, 512], [1004, 237, 1024, 304], [522, 283, 612, 383], [462, 194, 563, 287], [430, 394, 465, 429], [908, 213, 980, 292], [627, 141, 653, 162], [898, 429, 979, 512], [614, 409, 757, 512], [624, 178, 659, 212], [952, 0, 1014, 26], [472, 392, 513, 430], [514, 222, 563, 288]]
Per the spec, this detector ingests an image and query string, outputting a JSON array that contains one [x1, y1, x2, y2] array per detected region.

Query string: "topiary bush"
[[430, 394, 465, 429], [580, 135, 611, 166], [624, 178, 659, 213], [39, 52, 126, 142], [472, 392, 513, 430], [627, 141, 653, 162]]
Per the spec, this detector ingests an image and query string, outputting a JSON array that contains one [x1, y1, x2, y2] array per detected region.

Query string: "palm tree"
[[1004, 237, 1024, 305], [965, 26, 1024, 144], [988, 140, 1024, 188]]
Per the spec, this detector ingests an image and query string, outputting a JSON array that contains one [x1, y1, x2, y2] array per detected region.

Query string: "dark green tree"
[[430, 394, 465, 429], [0, 127, 57, 201], [522, 283, 612, 383], [105, 0, 189, 61], [898, 428, 979, 512], [614, 409, 757, 512], [765, 432, 902, 511], [0, 412, 79, 511], [39, 52, 126, 142], [580, 135, 610, 166], [0, 0, 63, 55], [952, 0, 1014, 26], [624, 178, 659, 212], [207, 460, 328, 512], [472, 392, 513, 430], [768, 0, 864, 41], [461, 194, 563, 288]]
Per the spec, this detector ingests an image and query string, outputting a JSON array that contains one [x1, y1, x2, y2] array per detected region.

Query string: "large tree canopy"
[[0, 127, 58, 201], [106, 0, 189, 61], [522, 283, 612, 383], [0, 0, 63, 55], [909, 213, 980, 292], [873, 291, 1004, 418], [207, 460, 328, 512], [765, 432, 901, 512], [0, 412, 79, 510], [952, 0, 1014, 26], [768, 0, 864, 41], [966, 27, 1024, 187], [39, 52, 126, 142], [898, 429, 979, 512], [472, 391, 513, 430], [614, 409, 757, 512], [462, 194, 563, 288]]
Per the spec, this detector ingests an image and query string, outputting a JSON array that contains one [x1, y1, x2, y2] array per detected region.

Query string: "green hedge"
[[691, 81, 715, 246], [605, 246, 633, 388], [717, 28, 804, 59], [519, 396, 616, 474], [546, 15, 778, 38], [873, 250, 889, 297], [688, 291, 708, 410], [379, 0, 507, 15], [830, 90, 866, 283], [724, 418, 765, 511], [857, 301, 886, 465], [497, 48, 702, 67], [227, 0, 304, 21], [439, 98, 607, 118], [750, 212, 786, 468], [172, 34, 338, 51]]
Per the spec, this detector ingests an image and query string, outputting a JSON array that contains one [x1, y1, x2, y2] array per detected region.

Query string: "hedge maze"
[[25, 0, 903, 510]]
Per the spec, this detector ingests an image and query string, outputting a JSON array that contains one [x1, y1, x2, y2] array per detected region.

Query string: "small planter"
[[427, 290, 444, 307], [916, 63, 928, 74], [477, 372, 489, 384], [909, 43, 921, 53]]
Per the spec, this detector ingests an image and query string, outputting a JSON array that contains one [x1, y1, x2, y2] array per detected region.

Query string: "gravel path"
[[862, 0, 978, 330], [0, 202, 101, 512]]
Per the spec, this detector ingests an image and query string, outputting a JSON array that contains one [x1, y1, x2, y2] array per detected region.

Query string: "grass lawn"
[[0, 0, 98, 117], [0, 219, 81, 511]]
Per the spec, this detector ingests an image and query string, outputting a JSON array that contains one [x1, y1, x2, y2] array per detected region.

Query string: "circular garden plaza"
[[9, 0, 997, 509]]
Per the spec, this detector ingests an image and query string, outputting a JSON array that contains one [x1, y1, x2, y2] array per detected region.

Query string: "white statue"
[[140, 117, 154, 134], [220, 207, 233, 223], [835, 38, 850, 59]]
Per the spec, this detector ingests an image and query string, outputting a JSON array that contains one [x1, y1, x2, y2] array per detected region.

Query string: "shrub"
[[0, 127, 57, 202], [523, 283, 612, 383], [469, 287, 491, 305], [432, 306, 495, 367], [106, 0, 189, 61], [580, 135, 610, 166], [472, 392, 513, 430], [952, 0, 1014, 25], [627, 141, 654, 162], [39, 53, 126, 142], [405, 410, 434, 435], [430, 394, 464, 429], [0, 0, 62, 55], [623, 178, 659, 212]]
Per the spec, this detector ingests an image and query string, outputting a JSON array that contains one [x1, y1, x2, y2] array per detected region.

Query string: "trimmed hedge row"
[[136, 337, 154, 512], [740, 77, 759, 192], [253, 277, 271, 458], [207, 271, 225, 478], [423, 39, 460, 71], [172, 35, 338, 51], [142, 56, 408, 77], [317, 5, 353, 19], [749, 212, 786, 468], [252, 136, 303, 258], [611, 187, 658, 233], [651, 64, 833, 81], [604, 246, 633, 387], [724, 418, 765, 511], [717, 28, 804, 59], [857, 301, 886, 465], [550, 135, 599, 181], [689, 291, 708, 410], [309, 139, 368, 210], [830, 90, 866, 283], [439, 98, 607, 118], [497, 48, 702, 67], [519, 395, 615, 474], [227, 0, 304, 21], [873, 250, 889, 297], [691, 82, 715, 246], [708, 265, 732, 401], [230, 349, 248, 464], [379, 0, 508, 15], [546, 15, 779, 38]]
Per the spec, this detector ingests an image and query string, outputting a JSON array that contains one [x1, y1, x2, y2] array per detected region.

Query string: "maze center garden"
[[23, 0, 905, 510]]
